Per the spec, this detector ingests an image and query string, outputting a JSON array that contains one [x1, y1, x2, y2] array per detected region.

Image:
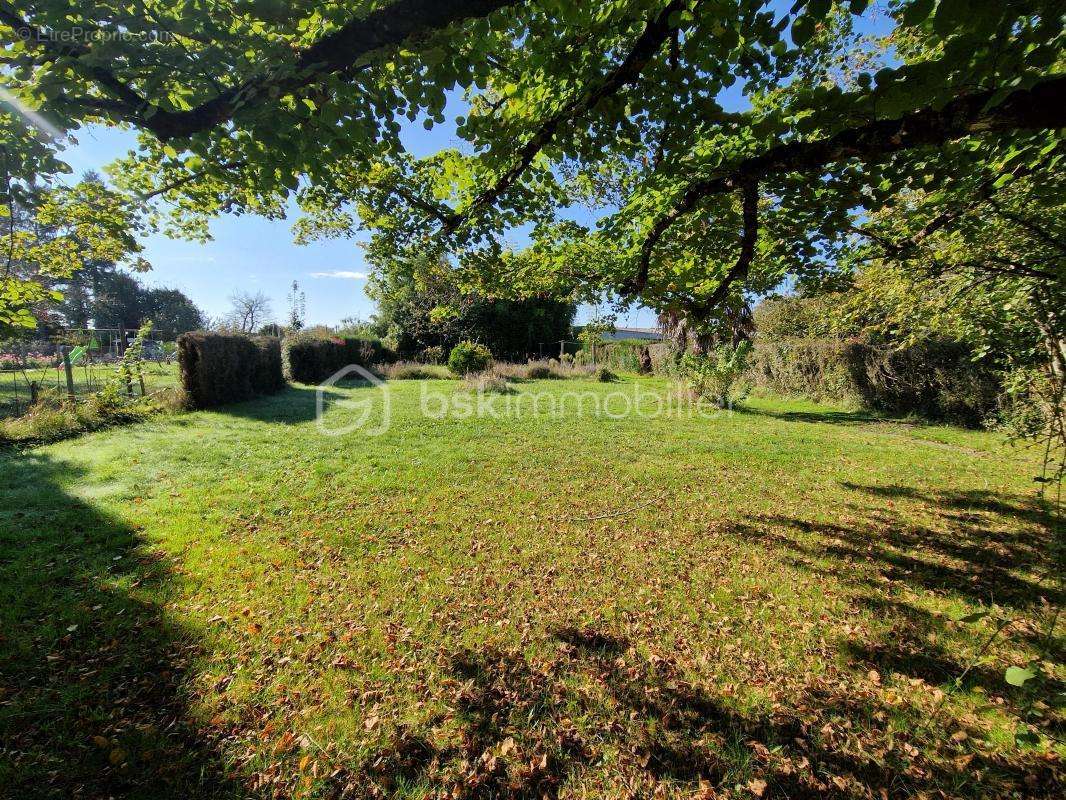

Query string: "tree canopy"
[[1, 1, 1063, 327]]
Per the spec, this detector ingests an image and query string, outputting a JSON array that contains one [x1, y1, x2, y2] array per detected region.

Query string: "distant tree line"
[[55, 261, 205, 335]]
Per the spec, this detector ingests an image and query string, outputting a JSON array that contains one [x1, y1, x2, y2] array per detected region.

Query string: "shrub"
[[250, 336, 286, 394], [596, 366, 619, 382], [753, 294, 846, 339], [848, 339, 1001, 426], [0, 383, 180, 445], [749, 338, 860, 405], [419, 345, 445, 364], [525, 363, 557, 379], [284, 333, 392, 384], [597, 340, 645, 372], [448, 341, 492, 376], [178, 332, 285, 409], [680, 341, 752, 408]]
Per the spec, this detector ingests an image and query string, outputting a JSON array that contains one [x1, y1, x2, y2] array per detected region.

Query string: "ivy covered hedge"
[[750, 337, 1002, 427], [283, 334, 394, 384], [177, 332, 285, 409]]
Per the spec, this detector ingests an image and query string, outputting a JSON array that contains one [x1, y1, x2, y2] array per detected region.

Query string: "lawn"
[[0, 377, 1061, 799]]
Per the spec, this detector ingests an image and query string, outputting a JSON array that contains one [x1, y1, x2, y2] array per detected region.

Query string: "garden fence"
[[1, 327, 182, 418]]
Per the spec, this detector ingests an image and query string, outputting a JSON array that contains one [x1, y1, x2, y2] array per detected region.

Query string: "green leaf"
[[902, 0, 935, 26], [933, 0, 969, 37], [791, 15, 816, 46], [1014, 728, 1041, 745], [1004, 666, 1036, 687]]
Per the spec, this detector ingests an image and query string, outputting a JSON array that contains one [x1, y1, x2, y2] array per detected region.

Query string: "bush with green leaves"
[[596, 366, 619, 382], [419, 345, 445, 364], [448, 341, 492, 376], [679, 342, 752, 408], [0, 379, 182, 445], [749, 336, 1001, 426]]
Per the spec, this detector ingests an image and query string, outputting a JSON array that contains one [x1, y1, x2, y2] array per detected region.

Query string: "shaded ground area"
[[0, 453, 249, 798]]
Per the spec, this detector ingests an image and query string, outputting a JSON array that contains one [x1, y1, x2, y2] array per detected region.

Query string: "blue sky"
[[55, 2, 892, 331]]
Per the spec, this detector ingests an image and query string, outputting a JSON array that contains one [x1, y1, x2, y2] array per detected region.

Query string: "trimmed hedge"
[[750, 336, 1001, 426], [283, 334, 392, 384], [178, 332, 285, 409]]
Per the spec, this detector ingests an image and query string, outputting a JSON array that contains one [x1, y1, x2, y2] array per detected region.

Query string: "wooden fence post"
[[61, 347, 75, 401]]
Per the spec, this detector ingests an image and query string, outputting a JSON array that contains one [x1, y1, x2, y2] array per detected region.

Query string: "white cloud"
[[309, 270, 368, 280]]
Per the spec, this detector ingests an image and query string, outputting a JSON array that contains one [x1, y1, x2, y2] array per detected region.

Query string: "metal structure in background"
[[0, 327, 182, 418]]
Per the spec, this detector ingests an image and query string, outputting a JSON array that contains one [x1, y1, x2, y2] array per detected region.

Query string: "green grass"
[[0, 377, 1061, 798]]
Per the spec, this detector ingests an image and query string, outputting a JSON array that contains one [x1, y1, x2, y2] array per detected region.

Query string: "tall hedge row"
[[750, 336, 1001, 426], [178, 332, 285, 409], [283, 334, 393, 384]]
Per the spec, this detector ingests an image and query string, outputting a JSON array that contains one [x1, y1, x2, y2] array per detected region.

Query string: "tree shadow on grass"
[[757, 483, 1060, 612], [341, 627, 1060, 799], [841, 483, 1061, 534], [0, 452, 251, 798], [737, 405, 889, 426], [733, 483, 1062, 748], [846, 596, 1015, 693], [204, 384, 348, 425]]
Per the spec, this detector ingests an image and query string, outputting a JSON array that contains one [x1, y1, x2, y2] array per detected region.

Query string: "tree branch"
[[7, 0, 520, 140], [983, 194, 1066, 254], [391, 184, 461, 228], [692, 178, 758, 317], [0, 3, 151, 114], [637, 74, 1066, 278], [139, 159, 249, 200], [443, 0, 690, 233]]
